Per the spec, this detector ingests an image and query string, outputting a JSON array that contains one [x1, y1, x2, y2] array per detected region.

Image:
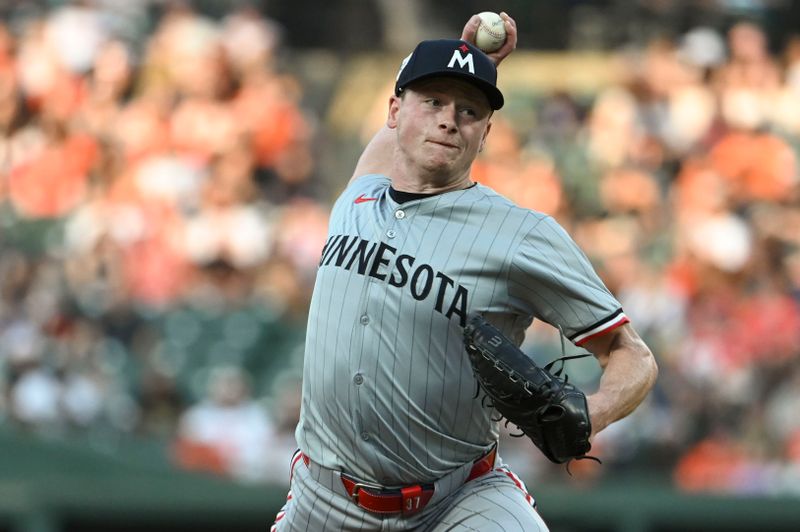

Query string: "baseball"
[[475, 11, 506, 53]]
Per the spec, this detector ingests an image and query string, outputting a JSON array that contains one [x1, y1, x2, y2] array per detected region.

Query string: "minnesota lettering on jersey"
[[319, 234, 469, 326]]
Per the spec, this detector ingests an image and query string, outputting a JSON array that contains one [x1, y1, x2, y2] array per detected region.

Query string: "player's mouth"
[[427, 140, 460, 150]]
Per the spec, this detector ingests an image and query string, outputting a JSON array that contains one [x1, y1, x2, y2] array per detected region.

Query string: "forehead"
[[406, 77, 490, 108]]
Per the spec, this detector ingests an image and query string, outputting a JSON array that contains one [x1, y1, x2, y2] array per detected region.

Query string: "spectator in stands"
[[174, 366, 277, 482]]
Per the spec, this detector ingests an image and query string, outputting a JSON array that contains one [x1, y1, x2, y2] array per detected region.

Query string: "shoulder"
[[471, 182, 549, 228], [347, 173, 391, 192], [335, 173, 391, 206], [468, 184, 584, 261]]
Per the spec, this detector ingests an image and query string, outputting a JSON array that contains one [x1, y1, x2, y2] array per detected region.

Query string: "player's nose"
[[437, 104, 458, 132]]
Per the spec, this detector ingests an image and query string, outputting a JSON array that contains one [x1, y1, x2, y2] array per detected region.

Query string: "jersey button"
[[394, 210, 405, 219], [386, 230, 396, 238], [360, 315, 369, 325], [361, 432, 370, 441], [353, 373, 364, 385]]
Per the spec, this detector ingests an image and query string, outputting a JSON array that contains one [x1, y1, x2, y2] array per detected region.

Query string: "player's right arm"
[[349, 123, 396, 184], [348, 12, 518, 185]]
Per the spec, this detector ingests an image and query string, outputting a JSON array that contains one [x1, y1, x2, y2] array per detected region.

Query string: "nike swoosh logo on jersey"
[[354, 194, 378, 204]]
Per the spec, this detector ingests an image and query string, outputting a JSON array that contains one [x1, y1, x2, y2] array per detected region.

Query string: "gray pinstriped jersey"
[[295, 174, 628, 486]]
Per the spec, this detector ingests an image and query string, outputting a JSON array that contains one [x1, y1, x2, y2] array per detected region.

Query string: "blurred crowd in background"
[[1, 0, 800, 495]]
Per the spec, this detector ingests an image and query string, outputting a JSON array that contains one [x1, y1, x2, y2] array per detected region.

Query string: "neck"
[[389, 163, 473, 194]]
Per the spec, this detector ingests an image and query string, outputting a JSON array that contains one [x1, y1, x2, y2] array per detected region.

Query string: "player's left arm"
[[581, 323, 658, 438]]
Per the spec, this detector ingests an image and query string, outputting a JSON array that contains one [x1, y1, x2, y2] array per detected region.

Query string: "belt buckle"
[[349, 481, 384, 506]]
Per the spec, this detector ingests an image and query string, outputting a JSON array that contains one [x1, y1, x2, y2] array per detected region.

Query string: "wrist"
[[586, 394, 611, 436]]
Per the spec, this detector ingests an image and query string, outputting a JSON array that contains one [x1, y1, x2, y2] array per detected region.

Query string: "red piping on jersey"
[[574, 316, 630, 346], [498, 467, 534, 505]]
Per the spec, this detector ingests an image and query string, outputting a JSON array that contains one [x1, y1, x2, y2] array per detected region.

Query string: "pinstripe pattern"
[[287, 173, 623, 528], [272, 451, 546, 531], [423, 464, 544, 532]]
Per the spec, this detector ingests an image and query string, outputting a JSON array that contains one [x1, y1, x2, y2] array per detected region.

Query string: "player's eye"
[[461, 107, 477, 117], [426, 98, 441, 107]]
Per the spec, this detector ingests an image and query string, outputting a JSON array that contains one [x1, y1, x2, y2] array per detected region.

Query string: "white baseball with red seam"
[[475, 12, 506, 53]]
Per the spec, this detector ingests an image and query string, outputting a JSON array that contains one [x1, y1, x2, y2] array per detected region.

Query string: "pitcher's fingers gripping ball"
[[463, 314, 596, 465], [475, 11, 507, 52], [460, 11, 517, 63]]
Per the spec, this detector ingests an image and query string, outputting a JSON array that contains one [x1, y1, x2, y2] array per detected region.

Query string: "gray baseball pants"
[[271, 451, 548, 531]]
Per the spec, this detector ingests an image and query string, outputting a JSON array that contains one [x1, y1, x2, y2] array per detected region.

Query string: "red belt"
[[337, 446, 497, 516]]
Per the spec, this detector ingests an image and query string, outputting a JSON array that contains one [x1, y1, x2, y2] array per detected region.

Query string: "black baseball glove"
[[463, 314, 598, 466]]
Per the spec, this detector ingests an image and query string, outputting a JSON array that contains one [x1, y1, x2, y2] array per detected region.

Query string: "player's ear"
[[387, 94, 402, 129]]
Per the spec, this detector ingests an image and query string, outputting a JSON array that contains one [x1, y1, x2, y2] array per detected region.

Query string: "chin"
[[421, 162, 455, 178], [424, 154, 460, 169]]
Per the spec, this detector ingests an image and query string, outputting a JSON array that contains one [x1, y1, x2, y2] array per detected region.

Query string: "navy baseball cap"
[[394, 39, 504, 110]]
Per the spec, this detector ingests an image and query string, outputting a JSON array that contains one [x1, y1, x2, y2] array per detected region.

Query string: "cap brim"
[[398, 71, 504, 110]]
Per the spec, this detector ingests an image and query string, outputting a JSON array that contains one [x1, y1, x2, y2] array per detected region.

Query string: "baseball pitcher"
[[272, 12, 658, 532]]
